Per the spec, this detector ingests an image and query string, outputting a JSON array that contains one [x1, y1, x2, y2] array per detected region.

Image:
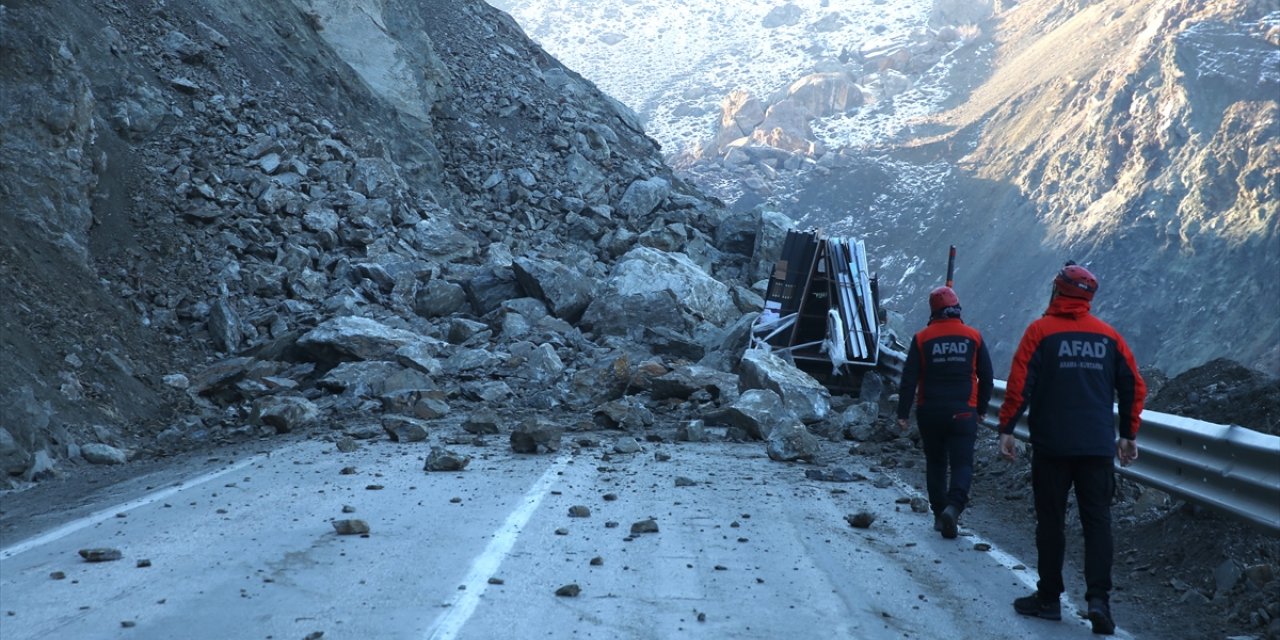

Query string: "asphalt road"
[[0, 435, 1131, 639]]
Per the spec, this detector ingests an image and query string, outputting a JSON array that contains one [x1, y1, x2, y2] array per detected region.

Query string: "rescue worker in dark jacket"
[[997, 262, 1146, 636], [896, 286, 994, 539]]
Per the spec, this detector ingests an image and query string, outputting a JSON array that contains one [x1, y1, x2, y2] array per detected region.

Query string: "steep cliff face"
[[935, 0, 1278, 375], [0, 0, 740, 483]]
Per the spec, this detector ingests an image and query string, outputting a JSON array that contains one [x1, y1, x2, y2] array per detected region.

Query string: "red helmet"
[[1053, 262, 1098, 300], [929, 286, 960, 313]]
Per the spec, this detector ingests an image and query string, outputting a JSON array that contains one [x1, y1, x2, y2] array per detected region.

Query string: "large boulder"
[[762, 3, 803, 28], [767, 421, 820, 462], [253, 395, 321, 433], [756, 99, 813, 144], [414, 280, 468, 318], [705, 388, 791, 440], [739, 348, 831, 423], [720, 90, 766, 139], [582, 247, 738, 339], [462, 266, 521, 316], [296, 316, 424, 364], [616, 177, 670, 221], [649, 365, 740, 403], [512, 257, 596, 323], [785, 72, 864, 118], [318, 361, 433, 397]]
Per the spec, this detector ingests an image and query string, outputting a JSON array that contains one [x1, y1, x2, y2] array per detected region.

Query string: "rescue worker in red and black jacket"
[[896, 286, 993, 540], [997, 262, 1146, 636]]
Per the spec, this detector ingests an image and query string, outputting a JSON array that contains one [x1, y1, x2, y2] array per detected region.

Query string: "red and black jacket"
[[896, 318, 994, 419], [997, 296, 1147, 457]]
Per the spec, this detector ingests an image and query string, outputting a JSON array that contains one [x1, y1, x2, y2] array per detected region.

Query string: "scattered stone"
[[122, 620, 137, 628], [654, 451, 672, 462], [78, 548, 123, 562], [332, 519, 370, 535], [674, 476, 697, 487], [909, 497, 929, 513], [462, 410, 501, 435], [50, 571, 65, 580], [1244, 564, 1274, 588], [488, 577, 504, 585], [605, 521, 620, 529], [80, 443, 128, 465], [974, 543, 992, 552], [1215, 559, 1243, 595], [555, 528, 569, 536], [555, 584, 581, 597], [613, 438, 642, 454], [510, 419, 562, 454], [336, 438, 359, 453], [340, 467, 357, 475], [384, 416, 429, 443], [253, 395, 320, 434], [603, 493, 618, 501], [136, 559, 152, 568], [365, 484, 384, 491], [631, 518, 660, 534], [342, 505, 356, 513], [590, 556, 604, 566], [707, 388, 790, 440], [845, 512, 876, 529], [766, 422, 820, 462], [425, 447, 471, 472], [676, 420, 708, 442], [569, 505, 591, 518]]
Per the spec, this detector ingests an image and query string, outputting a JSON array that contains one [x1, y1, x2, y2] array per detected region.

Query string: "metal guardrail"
[[878, 348, 1280, 533]]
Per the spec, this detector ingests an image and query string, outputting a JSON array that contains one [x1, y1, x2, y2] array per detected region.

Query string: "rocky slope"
[[499, 0, 1278, 378], [826, 0, 1279, 377], [928, 0, 1279, 377], [0, 0, 778, 485]]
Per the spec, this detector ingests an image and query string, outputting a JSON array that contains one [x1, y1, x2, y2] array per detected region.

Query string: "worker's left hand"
[[896, 418, 909, 431]]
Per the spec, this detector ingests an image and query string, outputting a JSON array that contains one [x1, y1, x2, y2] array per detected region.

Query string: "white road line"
[[426, 452, 572, 640], [0, 454, 266, 561], [890, 477, 1135, 639]]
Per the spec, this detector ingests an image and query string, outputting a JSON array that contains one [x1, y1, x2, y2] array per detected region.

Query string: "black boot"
[[1012, 592, 1061, 621], [939, 505, 960, 539], [1087, 598, 1115, 635]]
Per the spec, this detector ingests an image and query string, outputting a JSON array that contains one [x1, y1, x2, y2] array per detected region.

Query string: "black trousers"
[[1031, 452, 1115, 601], [917, 410, 978, 515]]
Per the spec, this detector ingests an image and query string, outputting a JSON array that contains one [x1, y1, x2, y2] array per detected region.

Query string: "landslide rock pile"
[[0, 0, 846, 486], [1146, 358, 1280, 435]]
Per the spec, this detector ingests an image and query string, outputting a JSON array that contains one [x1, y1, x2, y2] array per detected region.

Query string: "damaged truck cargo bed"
[[751, 229, 884, 395]]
